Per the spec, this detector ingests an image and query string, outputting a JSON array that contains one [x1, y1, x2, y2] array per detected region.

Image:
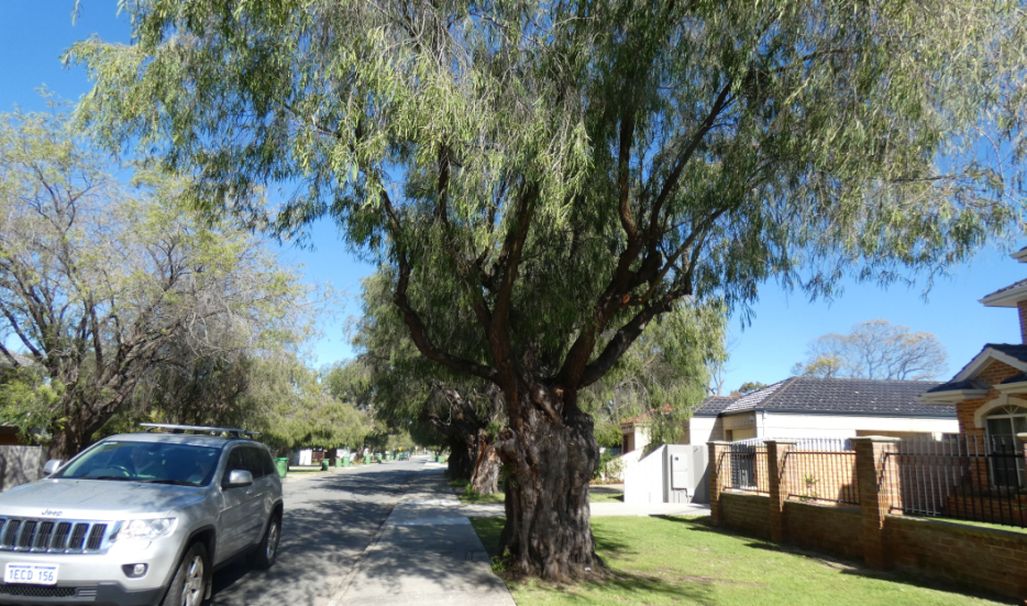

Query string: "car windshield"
[[55, 441, 221, 487]]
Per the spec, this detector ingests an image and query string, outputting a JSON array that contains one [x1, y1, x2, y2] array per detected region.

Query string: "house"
[[687, 376, 957, 444], [919, 248, 1027, 486], [619, 417, 651, 454]]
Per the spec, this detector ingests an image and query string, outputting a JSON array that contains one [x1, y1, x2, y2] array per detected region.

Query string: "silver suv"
[[0, 424, 283, 605]]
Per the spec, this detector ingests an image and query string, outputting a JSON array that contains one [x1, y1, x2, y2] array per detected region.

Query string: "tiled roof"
[[691, 396, 736, 417], [694, 376, 951, 418]]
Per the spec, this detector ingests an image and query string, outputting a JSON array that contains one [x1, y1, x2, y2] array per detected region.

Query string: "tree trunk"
[[469, 431, 501, 494], [496, 386, 603, 581], [47, 425, 85, 462], [446, 435, 474, 480]]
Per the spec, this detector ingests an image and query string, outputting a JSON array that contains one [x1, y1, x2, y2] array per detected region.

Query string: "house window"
[[984, 404, 1027, 488]]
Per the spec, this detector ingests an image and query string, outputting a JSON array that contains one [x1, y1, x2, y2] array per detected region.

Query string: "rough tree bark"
[[469, 429, 500, 494], [495, 385, 602, 580]]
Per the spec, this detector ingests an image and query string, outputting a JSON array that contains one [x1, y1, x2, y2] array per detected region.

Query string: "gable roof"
[[949, 343, 1027, 382], [920, 344, 1027, 401], [694, 376, 951, 418]]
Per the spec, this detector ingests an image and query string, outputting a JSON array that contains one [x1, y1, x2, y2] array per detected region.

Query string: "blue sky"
[[2, 2, 1023, 394]]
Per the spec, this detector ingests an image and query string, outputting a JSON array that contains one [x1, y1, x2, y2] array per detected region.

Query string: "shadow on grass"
[[470, 517, 714, 604]]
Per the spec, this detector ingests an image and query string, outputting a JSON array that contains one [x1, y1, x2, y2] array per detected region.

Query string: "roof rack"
[[139, 423, 259, 439]]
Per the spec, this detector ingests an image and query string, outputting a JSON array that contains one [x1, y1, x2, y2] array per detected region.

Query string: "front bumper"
[[0, 535, 181, 605], [0, 582, 163, 605]]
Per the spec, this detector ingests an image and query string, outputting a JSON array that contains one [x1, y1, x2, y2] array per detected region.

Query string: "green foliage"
[[0, 109, 308, 454], [243, 353, 373, 453], [583, 301, 727, 447], [69, 2, 1024, 397], [0, 365, 60, 443]]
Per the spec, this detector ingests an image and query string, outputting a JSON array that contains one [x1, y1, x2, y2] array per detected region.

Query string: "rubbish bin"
[[320, 459, 329, 471], [275, 457, 288, 478]]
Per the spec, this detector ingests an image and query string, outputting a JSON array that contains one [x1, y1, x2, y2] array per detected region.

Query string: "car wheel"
[[162, 542, 208, 606], [252, 513, 281, 570]]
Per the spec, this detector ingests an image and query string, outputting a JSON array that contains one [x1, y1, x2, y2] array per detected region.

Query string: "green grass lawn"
[[470, 516, 1006, 605]]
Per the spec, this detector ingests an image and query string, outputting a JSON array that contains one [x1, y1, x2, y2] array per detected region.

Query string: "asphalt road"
[[209, 460, 442, 606]]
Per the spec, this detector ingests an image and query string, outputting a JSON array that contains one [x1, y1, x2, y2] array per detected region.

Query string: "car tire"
[[251, 513, 281, 570], [162, 542, 209, 606]]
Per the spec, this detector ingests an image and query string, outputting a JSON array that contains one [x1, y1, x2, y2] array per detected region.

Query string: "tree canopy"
[[0, 110, 310, 456], [69, 0, 1026, 580], [792, 319, 948, 381]]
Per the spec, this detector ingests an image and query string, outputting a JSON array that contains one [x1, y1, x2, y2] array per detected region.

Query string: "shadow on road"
[[210, 463, 446, 605]]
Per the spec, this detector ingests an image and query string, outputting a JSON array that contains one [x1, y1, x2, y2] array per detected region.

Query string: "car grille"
[[0, 518, 111, 554], [0, 584, 80, 598]]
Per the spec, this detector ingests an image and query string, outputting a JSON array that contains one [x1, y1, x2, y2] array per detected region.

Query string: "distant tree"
[[793, 320, 947, 380], [735, 381, 769, 395], [246, 352, 373, 453]]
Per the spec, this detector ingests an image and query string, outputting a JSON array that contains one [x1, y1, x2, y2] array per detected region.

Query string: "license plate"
[[4, 563, 58, 585]]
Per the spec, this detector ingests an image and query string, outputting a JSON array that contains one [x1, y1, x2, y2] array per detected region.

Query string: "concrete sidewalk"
[[327, 462, 709, 606], [330, 471, 515, 606]]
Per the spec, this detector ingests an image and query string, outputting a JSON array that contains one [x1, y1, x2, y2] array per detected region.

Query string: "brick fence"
[[708, 437, 1027, 601]]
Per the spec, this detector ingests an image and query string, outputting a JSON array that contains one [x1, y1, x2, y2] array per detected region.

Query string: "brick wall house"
[[917, 248, 1027, 520]]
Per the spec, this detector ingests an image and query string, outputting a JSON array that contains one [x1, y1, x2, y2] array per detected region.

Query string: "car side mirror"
[[225, 469, 253, 487], [43, 459, 63, 475]]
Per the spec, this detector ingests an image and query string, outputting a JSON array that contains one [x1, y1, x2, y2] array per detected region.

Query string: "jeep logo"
[[40, 509, 62, 517]]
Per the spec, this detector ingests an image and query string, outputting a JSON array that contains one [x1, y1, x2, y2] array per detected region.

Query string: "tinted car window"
[[257, 448, 276, 477], [243, 447, 266, 478]]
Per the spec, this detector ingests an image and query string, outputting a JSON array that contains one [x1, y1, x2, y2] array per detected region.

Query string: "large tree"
[[71, 1, 1025, 579], [793, 319, 948, 380], [0, 111, 300, 457]]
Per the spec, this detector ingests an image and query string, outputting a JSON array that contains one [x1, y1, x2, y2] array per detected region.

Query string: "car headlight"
[[115, 518, 177, 542]]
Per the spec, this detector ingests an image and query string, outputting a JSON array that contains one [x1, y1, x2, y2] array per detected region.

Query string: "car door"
[[217, 446, 264, 560]]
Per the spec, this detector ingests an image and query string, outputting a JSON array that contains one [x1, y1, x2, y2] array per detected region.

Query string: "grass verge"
[[469, 516, 1005, 605]]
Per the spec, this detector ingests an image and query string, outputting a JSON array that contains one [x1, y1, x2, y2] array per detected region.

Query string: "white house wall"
[[687, 416, 721, 444], [758, 413, 957, 440], [624, 446, 666, 504], [623, 444, 709, 504]]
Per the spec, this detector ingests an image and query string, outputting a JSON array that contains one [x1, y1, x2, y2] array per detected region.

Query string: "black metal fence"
[[882, 435, 1026, 528], [724, 441, 768, 494]]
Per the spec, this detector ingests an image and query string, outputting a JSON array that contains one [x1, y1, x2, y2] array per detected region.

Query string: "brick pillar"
[[852, 436, 901, 569], [708, 441, 732, 526], [765, 440, 797, 543], [1018, 433, 1027, 466]]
